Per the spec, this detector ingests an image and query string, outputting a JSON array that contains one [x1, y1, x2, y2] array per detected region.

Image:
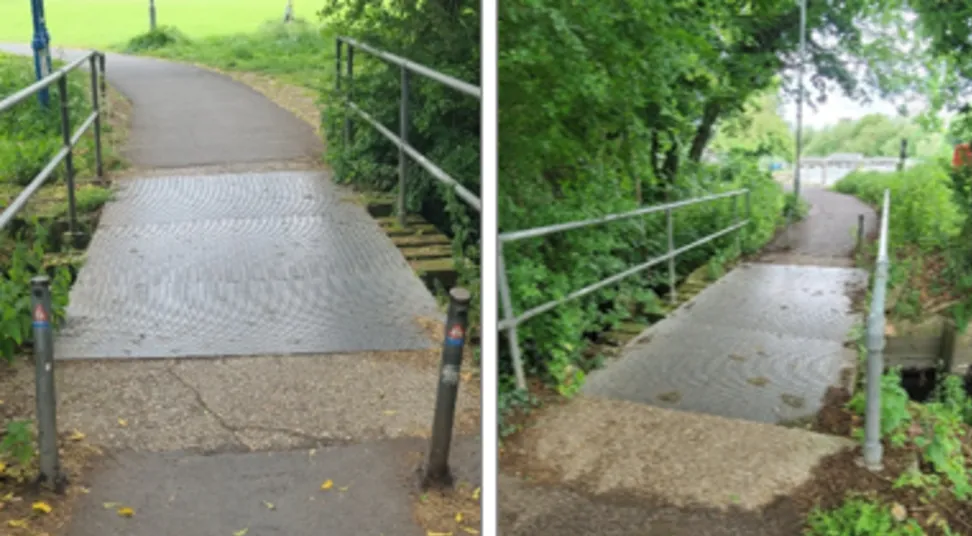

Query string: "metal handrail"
[[498, 188, 752, 390], [335, 37, 481, 223], [0, 50, 107, 236], [863, 188, 891, 470]]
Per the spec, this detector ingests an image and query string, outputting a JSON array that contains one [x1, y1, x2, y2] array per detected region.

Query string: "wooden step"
[[401, 244, 453, 261], [392, 234, 452, 247]]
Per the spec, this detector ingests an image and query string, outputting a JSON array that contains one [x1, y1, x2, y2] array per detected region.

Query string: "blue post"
[[29, 0, 52, 107]]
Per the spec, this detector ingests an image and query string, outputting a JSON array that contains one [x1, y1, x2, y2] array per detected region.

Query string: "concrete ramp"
[[584, 263, 866, 423]]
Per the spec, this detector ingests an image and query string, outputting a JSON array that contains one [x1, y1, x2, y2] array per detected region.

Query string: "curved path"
[[1, 44, 439, 359], [584, 185, 873, 424]]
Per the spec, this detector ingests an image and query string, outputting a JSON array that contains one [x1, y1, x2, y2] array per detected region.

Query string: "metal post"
[[283, 0, 294, 22], [57, 76, 79, 243], [856, 213, 864, 254], [667, 208, 676, 304], [898, 139, 908, 172], [149, 0, 157, 31], [98, 54, 106, 105], [744, 188, 752, 251], [789, 0, 807, 246], [732, 194, 740, 254], [344, 45, 354, 150], [31, 277, 65, 492], [398, 67, 410, 227], [89, 55, 104, 180], [498, 245, 527, 391], [863, 190, 891, 471], [423, 287, 471, 489], [334, 39, 342, 180], [29, 0, 50, 107]]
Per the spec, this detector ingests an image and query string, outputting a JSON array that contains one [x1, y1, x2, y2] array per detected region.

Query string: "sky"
[[780, 92, 901, 129]]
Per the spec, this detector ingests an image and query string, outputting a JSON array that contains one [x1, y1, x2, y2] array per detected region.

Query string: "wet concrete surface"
[[0, 44, 323, 169], [57, 170, 439, 359], [584, 263, 867, 423], [66, 438, 430, 536], [760, 186, 878, 266]]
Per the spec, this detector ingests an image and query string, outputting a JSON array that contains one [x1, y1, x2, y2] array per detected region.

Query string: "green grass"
[[130, 21, 335, 91], [0, 0, 291, 48]]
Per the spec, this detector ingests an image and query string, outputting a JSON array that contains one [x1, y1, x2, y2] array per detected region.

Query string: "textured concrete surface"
[[66, 440, 427, 536], [3, 351, 480, 452], [0, 44, 323, 169], [499, 475, 802, 536], [57, 170, 439, 359], [584, 263, 866, 423], [760, 186, 878, 266], [506, 397, 852, 511]]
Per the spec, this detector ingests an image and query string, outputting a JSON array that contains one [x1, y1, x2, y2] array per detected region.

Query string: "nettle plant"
[[0, 220, 71, 363]]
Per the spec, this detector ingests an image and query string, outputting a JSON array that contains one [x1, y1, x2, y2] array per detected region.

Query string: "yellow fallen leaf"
[[234, 529, 249, 536], [7, 519, 28, 528], [382, 410, 397, 415], [263, 501, 275, 510], [32, 501, 52, 514], [0, 462, 6, 472], [427, 532, 452, 536], [69, 430, 86, 441], [1, 492, 13, 502], [472, 487, 480, 500], [455, 512, 463, 523], [117, 418, 128, 427], [103, 502, 121, 509], [461, 528, 479, 535], [320, 479, 334, 490], [79, 487, 90, 494], [117, 506, 135, 517]]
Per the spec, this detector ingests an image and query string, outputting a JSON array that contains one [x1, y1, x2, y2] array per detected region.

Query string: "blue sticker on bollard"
[[32, 304, 50, 329], [445, 324, 464, 346]]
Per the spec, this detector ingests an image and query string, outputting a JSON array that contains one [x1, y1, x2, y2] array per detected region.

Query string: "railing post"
[[344, 44, 354, 150], [57, 75, 80, 246], [732, 194, 740, 254], [398, 67, 410, 228], [89, 55, 104, 181], [422, 287, 471, 489], [667, 208, 676, 305], [31, 276, 65, 493], [98, 54, 106, 108], [863, 190, 891, 471], [498, 244, 527, 391]]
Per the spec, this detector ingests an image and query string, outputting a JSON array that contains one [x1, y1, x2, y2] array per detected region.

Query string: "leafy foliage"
[[805, 495, 926, 536], [803, 115, 949, 160]]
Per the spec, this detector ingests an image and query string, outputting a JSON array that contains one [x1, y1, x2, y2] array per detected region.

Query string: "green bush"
[[834, 163, 962, 252], [123, 26, 191, 52], [805, 496, 926, 536], [0, 53, 99, 186]]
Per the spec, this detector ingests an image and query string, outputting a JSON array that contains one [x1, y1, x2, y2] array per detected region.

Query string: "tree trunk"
[[689, 99, 722, 163]]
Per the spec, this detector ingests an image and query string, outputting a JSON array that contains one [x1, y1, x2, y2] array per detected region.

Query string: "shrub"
[[123, 26, 191, 53]]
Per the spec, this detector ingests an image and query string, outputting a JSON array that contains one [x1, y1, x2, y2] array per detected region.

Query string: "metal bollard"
[[422, 287, 471, 489], [31, 277, 66, 492], [857, 214, 865, 254]]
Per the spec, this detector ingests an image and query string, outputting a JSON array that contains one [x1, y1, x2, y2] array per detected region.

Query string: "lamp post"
[[29, 0, 53, 107], [788, 0, 807, 245]]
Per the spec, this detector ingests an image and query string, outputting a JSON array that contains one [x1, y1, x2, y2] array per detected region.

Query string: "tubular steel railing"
[[498, 189, 752, 390], [335, 37, 481, 223], [0, 50, 107, 237], [863, 188, 891, 470]]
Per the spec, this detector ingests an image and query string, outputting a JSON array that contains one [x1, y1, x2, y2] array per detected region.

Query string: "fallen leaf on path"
[[746, 376, 770, 387], [339, 486, 349, 492], [117, 418, 128, 427], [263, 501, 275, 510], [321, 479, 334, 490], [308, 449, 316, 457], [461, 528, 479, 535], [427, 532, 452, 536], [117, 506, 135, 517], [69, 430, 86, 441], [0, 461, 6, 472], [32, 501, 52, 514], [79, 487, 90, 494], [472, 488, 480, 500], [383, 410, 398, 416], [233, 528, 249, 536], [455, 512, 463, 523], [7, 519, 28, 528], [103, 502, 121, 509]]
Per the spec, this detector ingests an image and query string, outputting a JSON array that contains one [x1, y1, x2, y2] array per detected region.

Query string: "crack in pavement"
[[165, 363, 350, 451]]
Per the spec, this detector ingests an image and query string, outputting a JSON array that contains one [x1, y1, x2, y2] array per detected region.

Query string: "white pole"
[[788, 0, 807, 245]]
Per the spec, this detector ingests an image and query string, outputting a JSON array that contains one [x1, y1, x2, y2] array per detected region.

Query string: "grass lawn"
[[0, 0, 291, 48]]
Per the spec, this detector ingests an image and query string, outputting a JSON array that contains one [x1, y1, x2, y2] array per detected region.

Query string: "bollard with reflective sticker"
[[30, 276, 65, 492], [422, 287, 471, 489]]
